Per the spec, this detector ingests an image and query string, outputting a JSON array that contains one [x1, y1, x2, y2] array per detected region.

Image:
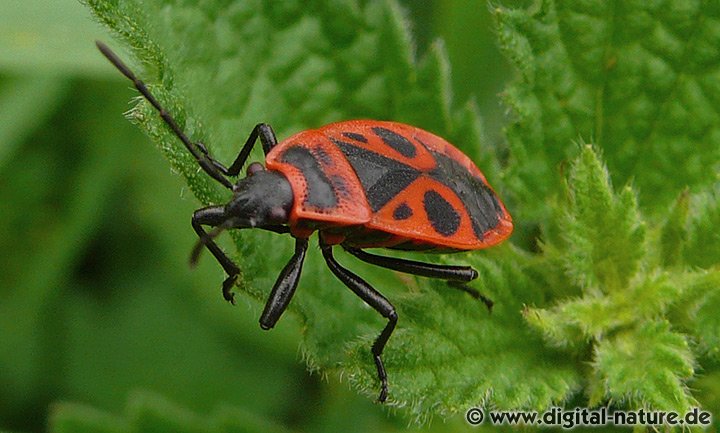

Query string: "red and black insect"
[[98, 41, 513, 403]]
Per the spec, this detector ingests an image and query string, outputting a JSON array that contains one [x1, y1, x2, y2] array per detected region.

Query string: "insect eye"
[[246, 162, 265, 176]]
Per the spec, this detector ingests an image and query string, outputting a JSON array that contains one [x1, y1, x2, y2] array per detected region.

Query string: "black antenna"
[[96, 41, 233, 189]]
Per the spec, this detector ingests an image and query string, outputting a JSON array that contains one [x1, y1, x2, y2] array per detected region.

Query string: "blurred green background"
[[0, 0, 516, 432]]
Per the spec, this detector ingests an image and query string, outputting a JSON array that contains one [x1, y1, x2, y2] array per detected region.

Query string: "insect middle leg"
[[321, 240, 397, 403]]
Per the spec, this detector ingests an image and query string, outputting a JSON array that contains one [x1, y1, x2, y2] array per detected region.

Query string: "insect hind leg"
[[343, 247, 477, 281], [258, 238, 308, 330], [344, 247, 492, 311], [321, 241, 397, 403], [447, 281, 493, 312]]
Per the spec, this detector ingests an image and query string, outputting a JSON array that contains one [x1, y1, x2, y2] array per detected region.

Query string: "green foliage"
[[3, 0, 713, 429], [685, 185, 720, 267], [525, 146, 699, 412], [592, 321, 695, 412], [496, 0, 720, 229], [494, 0, 720, 420], [558, 146, 645, 292], [86, 0, 568, 421], [346, 248, 578, 422], [0, 0, 110, 74], [49, 392, 296, 433]]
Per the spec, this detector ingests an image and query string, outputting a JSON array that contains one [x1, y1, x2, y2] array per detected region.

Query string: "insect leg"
[[96, 41, 234, 189], [321, 241, 397, 403], [259, 238, 309, 330], [343, 247, 477, 281], [344, 247, 492, 311], [201, 123, 278, 177], [191, 205, 241, 303], [446, 281, 493, 311], [259, 225, 290, 235]]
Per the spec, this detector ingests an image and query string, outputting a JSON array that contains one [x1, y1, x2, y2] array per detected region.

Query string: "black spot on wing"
[[342, 132, 368, 143], [429, 151, 502, 240], [365, 170, 419, 212], [279, 146, 337, 210], [423, 190, 460, 236], [332, 138, 420, 212], [372, 126, 416, 158], [331, 138, 388, 190], [392, 202, 413, 220]]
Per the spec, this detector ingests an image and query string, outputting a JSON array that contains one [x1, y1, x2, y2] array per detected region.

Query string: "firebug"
[[97, 41, 513, 403]]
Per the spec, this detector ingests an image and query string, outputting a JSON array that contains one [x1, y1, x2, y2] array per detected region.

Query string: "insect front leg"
[[197, 123, 278, 177], [320, 240, 397, 403], [191, 205, 241, 303]]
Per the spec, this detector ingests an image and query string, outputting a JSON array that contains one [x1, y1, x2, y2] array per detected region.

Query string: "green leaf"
[[0, 0, 112, 75], [556, 145, 645, 293], [49, 392, 296, 433], [50, 403, 127, 433], [591, 321, 695, 413], [526, 272, 679, 345], [671, 269, 720, 359], [657, 189, 690, 268], [0, 76, 69, 169], [528, 146, 698, 410], [493, 0, 720, 415], [495, 0, 720, 220], [685, 184, 720, 268], [84, 0, 575, 420], [82, 0, 720, 423], [0, 81, 134, 401]]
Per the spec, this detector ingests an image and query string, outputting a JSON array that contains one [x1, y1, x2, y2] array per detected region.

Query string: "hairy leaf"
[[495, 0, 720, 222], [528, 146, 698, 410], [558, 145, 645, 292], [344, 250, 577, 423], [591, 321, 695, 413], [657, 189, 690, 268], [671, 269, 720, 359], [496, 0, 720, 414], [83, 0, 720, 423], [84, 0, 569, 421]]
